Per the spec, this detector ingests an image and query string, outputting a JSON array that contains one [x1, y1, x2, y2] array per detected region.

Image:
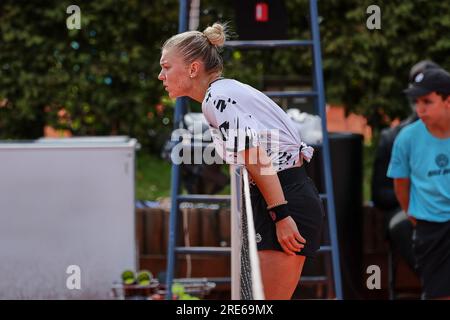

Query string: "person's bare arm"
[[240, 146, 306, 255], [393, 178, 416, 225], [242, 146, 284, 206]]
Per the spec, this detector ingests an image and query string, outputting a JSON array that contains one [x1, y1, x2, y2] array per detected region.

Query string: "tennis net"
[[230, 165, 264, 300]]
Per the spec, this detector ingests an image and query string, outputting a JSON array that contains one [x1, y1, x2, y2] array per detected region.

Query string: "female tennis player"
[[158, 23, 324, 300]]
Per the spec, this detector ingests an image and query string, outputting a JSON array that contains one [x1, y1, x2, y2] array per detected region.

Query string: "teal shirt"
[[387, 120, 450, 222]]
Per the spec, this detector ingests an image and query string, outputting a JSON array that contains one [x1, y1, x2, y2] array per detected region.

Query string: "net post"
[[230, 165, 241, 300]]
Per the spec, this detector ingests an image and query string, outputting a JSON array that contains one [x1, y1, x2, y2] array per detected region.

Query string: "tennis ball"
[[121, 270, 135, 285], [172, 283, 185, 296], [137, 270, 153, 286]]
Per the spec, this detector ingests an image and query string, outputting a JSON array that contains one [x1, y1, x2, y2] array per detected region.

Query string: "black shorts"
[[249, 166, 325, 258], [413, 219, 450, 299]]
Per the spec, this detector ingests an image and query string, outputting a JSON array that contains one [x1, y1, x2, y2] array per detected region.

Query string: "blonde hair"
[[162, 22, 227, 75]]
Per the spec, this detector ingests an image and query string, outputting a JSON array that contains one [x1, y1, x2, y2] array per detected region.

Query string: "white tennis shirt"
[[202, 78, 313, 171]]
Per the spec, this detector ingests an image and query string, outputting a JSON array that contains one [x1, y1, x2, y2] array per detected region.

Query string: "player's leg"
[[258, 250, 306, 300]]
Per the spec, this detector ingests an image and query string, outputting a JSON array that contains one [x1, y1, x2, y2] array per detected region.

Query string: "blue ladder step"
[[205, 277, 231, 284], [175, 246, 231, 255], [264, 91, 317, 98], [191, 277, 230, 284], [177, 194, 231, 204], [300, 275, 329, 284], [318, 245, 332, 252], [225, 40, 314, 49], [319, 193, 328, 200], [168, 277, 231, 285]]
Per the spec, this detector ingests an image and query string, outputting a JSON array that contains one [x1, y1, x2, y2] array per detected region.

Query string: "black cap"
[[408, 60, 440, 83], [404, 68, 450, 99]]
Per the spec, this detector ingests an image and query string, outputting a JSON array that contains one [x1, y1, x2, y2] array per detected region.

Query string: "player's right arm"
[[393, 178, 410, 213], [393, 178, 416, 225], [387, 127, 416, 225]]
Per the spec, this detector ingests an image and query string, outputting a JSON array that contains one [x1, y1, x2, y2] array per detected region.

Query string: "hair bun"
[[203, 23, 226, 47]]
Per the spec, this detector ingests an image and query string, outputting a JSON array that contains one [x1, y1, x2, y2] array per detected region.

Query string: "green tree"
[[199, 0, 450, 130], [0, 0, 179, 152], [318, 0, 450, 128], [1, 0, 449, 150]]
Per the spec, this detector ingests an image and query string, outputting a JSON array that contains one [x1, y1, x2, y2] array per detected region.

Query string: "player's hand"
[[275, 216, 306, 256]]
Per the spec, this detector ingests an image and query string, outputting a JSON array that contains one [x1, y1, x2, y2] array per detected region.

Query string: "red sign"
[[255, 2, 269, 22]]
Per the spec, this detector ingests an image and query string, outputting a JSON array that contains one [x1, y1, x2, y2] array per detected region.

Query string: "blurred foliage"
[[1, 0, 449, 152], [135, 152, 171, 200], [213, 0, 450, 129], [317, 0, 450, 129], [0, 0, 179, 152]]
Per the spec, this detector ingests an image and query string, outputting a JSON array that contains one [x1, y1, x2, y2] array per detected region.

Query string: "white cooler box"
[[0, 136, 138, 299]]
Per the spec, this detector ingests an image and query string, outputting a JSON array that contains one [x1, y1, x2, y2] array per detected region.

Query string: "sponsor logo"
[[435, 154, 448, 168]]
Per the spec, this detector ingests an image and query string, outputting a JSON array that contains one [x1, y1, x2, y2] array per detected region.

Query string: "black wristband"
[[268, 204, 290, 222]]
